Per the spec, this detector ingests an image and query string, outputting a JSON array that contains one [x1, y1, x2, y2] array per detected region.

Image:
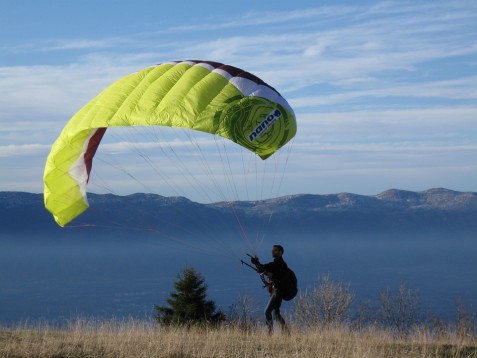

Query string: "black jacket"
[[257, 256, 288, 289]]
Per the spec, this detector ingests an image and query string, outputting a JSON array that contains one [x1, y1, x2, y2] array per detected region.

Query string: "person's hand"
[[251, 256, 259, 265]]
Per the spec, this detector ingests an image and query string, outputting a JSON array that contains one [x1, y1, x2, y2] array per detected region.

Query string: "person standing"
[[251, 244, 290, 334]]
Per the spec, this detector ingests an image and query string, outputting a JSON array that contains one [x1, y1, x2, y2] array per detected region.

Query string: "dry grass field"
[[1, 319, 476, 358]]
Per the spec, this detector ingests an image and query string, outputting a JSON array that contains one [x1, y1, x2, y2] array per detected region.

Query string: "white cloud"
[[168, 5, 360, 33], [291, 77, 477, 109], [296, 108, 477, 159], [0, 144, 50, 157]]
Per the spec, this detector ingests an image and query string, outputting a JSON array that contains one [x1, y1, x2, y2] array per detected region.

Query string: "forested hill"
[[1, 188, 476, 238]]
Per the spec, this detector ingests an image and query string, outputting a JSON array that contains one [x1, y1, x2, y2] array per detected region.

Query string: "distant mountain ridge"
[[249, 188, 477, 212], [1, 188, 476, 238]]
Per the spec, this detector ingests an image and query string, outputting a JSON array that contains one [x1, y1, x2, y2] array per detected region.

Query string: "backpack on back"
[[280, 267, 298, 301]]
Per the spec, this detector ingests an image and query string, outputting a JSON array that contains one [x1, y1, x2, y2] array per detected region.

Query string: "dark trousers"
[[265, 288, 287, 333]]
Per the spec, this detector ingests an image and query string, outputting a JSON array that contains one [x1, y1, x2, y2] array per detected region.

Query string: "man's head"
[[272, 244, 284, 258]]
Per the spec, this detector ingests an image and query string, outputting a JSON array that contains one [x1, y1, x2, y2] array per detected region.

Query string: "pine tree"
[[154, 267, 224, 326]]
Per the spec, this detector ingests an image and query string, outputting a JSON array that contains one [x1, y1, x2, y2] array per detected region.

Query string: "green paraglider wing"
[[43, 60, 297, 227]]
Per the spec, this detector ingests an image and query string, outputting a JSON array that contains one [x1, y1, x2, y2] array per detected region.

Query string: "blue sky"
[[1, 0, 476, 201]]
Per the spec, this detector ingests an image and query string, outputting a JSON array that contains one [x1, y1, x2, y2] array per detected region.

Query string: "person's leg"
[[264, 294, 275, 334], [273, 307, 286, 327], [272, 293, 290, 334], [266, 289, 287, 334]]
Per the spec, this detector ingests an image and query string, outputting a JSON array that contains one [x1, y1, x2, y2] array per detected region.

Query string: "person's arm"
[[250, 257, 271, 274]]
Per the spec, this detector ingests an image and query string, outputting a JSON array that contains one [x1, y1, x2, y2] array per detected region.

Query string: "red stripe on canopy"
[[85, 128, 107, 182]]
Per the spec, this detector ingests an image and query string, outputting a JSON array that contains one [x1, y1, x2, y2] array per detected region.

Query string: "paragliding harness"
[[241, 254, 297, 301]]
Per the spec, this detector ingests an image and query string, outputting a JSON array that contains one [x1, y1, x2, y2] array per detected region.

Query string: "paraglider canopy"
[[43, 60, 297, 227]]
